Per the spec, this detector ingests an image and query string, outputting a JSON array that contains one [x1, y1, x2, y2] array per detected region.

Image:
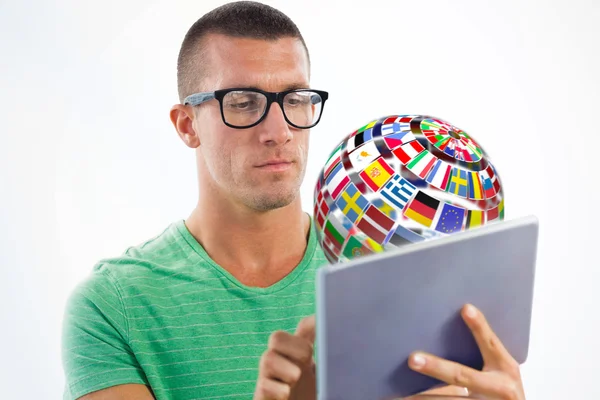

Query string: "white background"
[[1, 0, 598, 398]]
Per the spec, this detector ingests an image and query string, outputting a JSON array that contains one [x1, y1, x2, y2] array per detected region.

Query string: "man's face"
[[193, 34, 312, 212]]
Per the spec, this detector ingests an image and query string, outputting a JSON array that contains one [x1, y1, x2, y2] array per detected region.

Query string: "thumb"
[[294, 315, 316, 344]]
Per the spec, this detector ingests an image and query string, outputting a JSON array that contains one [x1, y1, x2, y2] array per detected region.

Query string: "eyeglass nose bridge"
[[263, 91, 286, 109], [258, 91, 294, 123]]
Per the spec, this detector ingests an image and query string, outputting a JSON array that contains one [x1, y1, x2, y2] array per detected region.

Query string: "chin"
[[248, 188, 299, 212]]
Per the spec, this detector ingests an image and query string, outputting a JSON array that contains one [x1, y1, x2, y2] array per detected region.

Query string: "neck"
[[184, 190, 311, 287]]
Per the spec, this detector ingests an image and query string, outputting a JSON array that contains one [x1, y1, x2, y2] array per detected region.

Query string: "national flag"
[[349, 141, 381, 171], [346, 128, 373, 152], [420, 119, 445, 131], [335, 183, 369, 222], [314, 189, 330, 230], [399, 116, 416, 123], [392, 140, 425, 164], [357, 205, 396, 244], [382, 116, 400, 126], [371, 198, 398, 220], [425, 159, 452, 191], [323, 143, 342, 179], [400, 165, 429, 188], [342, 235, 373, 259], [466, 209, 485, 229], [434, 203, 466, 234], [479, 169, 495, 198], [427, 134, 451, 149], [325, 163, 350, 199], [365, 237, 384, 252], [359, 158, 394, 191], [487, 198, 505, 221], [382, 116, 416, 129], [447, 168, 468, 198], [321, 234, 340, 262], [403, 191, 441, 227], [381, 175, 417, 210], [323, 214, 349, 250], [323, 219, 345, 250], [453, 143, 473, 162], [406, 150, 437, 179], [461, 135, 484, 158], [467, 171, 484, 200], [382, 121, 412, 136], [357, 119, 377, 133], [340, 212, 359, 235], [388, 224, 425, 246], [486, 164, 501, 194], [383, 130, 416, 149], [479, 165, 500, 198], [442, 139, 456, 157], [461, 139, 483, 161], [434, 137, 453, 152]]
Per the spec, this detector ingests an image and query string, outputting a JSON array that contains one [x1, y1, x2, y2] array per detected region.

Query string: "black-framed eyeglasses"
[[183, 87, 329, 129]]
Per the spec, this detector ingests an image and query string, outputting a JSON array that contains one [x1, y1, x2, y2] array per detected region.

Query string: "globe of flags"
[[313, 115, 505, 264]]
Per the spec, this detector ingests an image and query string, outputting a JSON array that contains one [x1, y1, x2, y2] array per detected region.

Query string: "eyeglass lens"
[[221, 90, 323, 128]]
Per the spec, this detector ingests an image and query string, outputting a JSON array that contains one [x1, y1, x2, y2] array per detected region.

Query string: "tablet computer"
[[315, 215, 539, 400]]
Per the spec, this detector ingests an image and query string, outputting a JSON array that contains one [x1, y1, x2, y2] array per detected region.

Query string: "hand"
[[253, 315, 317, 400], [406, 304, 525, 399]]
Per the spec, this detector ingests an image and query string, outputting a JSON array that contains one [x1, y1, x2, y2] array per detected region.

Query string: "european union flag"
[[434, 203, 466, 233]]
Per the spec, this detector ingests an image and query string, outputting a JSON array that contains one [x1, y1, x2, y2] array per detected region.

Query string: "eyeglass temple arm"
[[183, 92, 216, 106]]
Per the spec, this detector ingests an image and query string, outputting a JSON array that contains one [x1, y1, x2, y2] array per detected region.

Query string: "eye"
[[285, 93, 310, 106], [225, 92, 263, 111], [230, 100, 255, 109]]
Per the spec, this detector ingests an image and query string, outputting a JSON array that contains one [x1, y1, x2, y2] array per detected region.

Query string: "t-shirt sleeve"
[[61, 267, 150, 399]]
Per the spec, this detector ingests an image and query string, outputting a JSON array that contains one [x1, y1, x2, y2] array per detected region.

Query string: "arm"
[[62, 267, 151, 400], [77, 384, 154, 400]]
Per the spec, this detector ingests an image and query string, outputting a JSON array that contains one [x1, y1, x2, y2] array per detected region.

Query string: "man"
[[61, 2, 526, 399]]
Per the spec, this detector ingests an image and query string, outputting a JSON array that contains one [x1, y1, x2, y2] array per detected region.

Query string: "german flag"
[[403, 191, 441, 227]]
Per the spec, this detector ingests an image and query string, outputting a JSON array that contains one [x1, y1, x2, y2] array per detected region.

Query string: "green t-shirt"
[[62, 218, 328, 400]]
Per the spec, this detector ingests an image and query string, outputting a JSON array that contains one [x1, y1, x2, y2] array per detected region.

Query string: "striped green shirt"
[[62, 218, 328, 400]]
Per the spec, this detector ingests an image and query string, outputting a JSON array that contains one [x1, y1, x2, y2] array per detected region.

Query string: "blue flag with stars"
[[434, 202, 466, 233]]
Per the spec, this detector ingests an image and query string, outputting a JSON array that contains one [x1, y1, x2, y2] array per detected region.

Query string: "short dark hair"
[[176, 1, 310, 103]]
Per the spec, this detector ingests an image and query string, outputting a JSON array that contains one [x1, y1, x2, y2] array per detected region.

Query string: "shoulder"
[[92, 220, 193, 284], [67, 220, 201, 308]]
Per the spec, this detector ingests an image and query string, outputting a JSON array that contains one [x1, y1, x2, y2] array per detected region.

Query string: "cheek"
[[298, 132, 310, 158], [203, 134, 250, 185], [197, 120, 235, 181]]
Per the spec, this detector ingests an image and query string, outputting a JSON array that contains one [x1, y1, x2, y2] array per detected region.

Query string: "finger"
[[461, 304, 517, 370], [259, 349, 302, 386], [417, 384, 470, 397], [403, 395, 468, 400], [295, 315, 316, 344], [408, 351, 518, 398], [253, 376, 291, 400], [268, 330, 313, 366]]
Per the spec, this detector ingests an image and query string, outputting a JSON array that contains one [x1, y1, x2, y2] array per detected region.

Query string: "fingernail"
[[465, 304, 477, 319], [411, 354, 426, 368]]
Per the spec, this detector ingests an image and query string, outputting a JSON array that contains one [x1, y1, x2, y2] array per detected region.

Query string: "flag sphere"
[[313, 115, 505, 264]]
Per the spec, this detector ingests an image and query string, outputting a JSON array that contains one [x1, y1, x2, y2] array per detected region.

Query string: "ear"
[[170, 104, 201, 148]]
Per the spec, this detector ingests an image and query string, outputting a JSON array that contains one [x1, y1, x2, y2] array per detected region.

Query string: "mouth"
[[255, 159, 295, 171]]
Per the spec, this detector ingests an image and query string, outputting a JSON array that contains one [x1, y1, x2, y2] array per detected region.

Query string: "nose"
[[258, 102, 293, 145]]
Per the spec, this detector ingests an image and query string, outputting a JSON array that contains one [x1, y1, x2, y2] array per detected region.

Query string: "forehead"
[[201, 34, 310, 91]]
